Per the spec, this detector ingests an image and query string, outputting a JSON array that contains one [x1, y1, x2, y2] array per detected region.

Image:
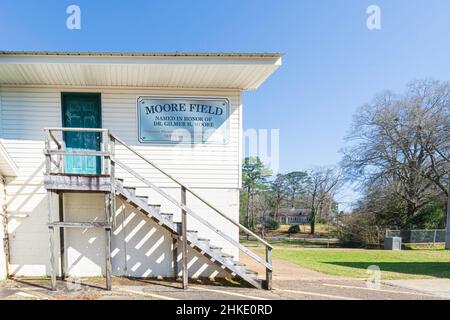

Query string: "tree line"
[[241, 157, 343, 235], [241, 80, 449, 243]]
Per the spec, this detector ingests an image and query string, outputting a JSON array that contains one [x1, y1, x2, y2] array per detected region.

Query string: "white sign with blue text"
[[137, 97, 230, 144]]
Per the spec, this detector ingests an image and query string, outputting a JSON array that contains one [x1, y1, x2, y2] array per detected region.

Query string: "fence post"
[[446, 176, 450, 250], [265, 246, 272, 290]]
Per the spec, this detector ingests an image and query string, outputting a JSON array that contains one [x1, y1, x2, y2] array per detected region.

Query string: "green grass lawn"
[[269, 248, 450, 280]]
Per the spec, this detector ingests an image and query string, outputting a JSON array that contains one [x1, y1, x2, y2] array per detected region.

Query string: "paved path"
[[0, 266, 445, 300], [0, 277, 443, 300], [0, 250, 446, 300], [240, 250, 347, 281], [384, 279, 450, 298]]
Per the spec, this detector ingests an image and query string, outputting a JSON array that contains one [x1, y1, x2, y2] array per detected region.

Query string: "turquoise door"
[[62, 93, 102, 174]]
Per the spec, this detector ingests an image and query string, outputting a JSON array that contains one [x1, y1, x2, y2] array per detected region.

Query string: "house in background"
[[0, 51, 281, 289], [276, 208, 312, 225]]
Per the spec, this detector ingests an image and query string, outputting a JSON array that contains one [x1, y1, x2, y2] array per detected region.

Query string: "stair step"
[[123, 186, 136, 197], [147, 204, 161, 214], [197, 238, 210, 247], [160, 212, 173, 223], [245, 270, 259, 280], [136, 196, 148, 204], [187, 230, 198, 241], [209, 246, 223, 254], [233, 262, 247, 272], [221, 253, 234, 262], [114, 175, 263, 290]]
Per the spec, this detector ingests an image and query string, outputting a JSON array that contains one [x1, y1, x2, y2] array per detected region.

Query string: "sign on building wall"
[[137, 97, 230, 144]]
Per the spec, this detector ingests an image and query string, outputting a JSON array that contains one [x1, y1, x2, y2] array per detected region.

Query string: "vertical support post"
[[265, 246, 272, 290], [103, 130, 110, 176], [44, 130, 51, 174], [172, 237, 179, 279], [445, 175, 450, 250], [58, 193, 65, 280], [110, 135, 116, 229], [181, 186, 188, 289], [47, 191, 57, 290], [104, 192, 112, 290], [1, 177, 10, 278]]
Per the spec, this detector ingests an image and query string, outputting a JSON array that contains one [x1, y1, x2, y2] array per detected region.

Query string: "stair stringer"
[[115, 182, 263, 289]]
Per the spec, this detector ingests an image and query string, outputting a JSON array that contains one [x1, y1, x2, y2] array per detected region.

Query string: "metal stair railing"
[[43, 127, 273, 290], [109, 133, 273, 289]]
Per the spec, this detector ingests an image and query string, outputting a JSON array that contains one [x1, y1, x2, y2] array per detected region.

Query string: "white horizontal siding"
[[0, 86, 241, 189], [0, 85, 242, 277], [0, 176, 6, 279]]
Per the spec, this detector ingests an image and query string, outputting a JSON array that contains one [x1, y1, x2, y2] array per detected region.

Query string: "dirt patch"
[[239, 251, 343, 282]]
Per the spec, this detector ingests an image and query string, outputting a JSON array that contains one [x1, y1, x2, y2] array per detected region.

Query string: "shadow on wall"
[[7, 161, 52, 276], [8, 186, 229, 279], [112, 198, 228, 279]]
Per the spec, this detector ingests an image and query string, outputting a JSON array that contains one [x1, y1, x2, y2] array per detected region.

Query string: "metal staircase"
[[43, 127, 273, 290], [115, 180, 263, 288]]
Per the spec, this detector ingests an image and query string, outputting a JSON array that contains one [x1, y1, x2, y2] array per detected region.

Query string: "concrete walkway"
[[384, 279, 450, 298], [0, 253, 446, 300], [0, 276, 443, 300], [240, 250, 353, 281]]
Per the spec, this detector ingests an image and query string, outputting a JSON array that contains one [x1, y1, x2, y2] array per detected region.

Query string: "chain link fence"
[[386, 229, 446, 244]]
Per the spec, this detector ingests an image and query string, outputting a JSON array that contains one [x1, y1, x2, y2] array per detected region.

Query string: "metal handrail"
[[110, 132, 272, 288], [44, 127, 111, 176], [110, 133, 273, 250], [111, 156, 272, 270], [45, 127, 109, 133], [43, 127, 273, 289]]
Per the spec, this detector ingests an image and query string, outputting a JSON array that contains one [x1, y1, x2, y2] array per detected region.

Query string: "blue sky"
[[1, 0, 449, 179]]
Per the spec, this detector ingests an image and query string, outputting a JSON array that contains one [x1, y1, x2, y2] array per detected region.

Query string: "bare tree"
[[342, 80, 450, 221], [307, 167, 343, 234], [285, 171, 308, 208], [269, 174, 288, 219]]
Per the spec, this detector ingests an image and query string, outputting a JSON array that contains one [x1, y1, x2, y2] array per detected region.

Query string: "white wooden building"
[[0, 51, 281, 289]]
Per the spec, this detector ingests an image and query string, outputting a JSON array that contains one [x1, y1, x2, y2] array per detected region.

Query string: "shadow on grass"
[[325, 262, 450, 278]]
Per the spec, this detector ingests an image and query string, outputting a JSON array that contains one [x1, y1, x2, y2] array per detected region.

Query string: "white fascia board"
[[0, 54, 282, 67]]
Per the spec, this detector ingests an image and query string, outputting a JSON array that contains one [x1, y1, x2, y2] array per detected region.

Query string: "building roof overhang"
[[0, 51, 282, 90]]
